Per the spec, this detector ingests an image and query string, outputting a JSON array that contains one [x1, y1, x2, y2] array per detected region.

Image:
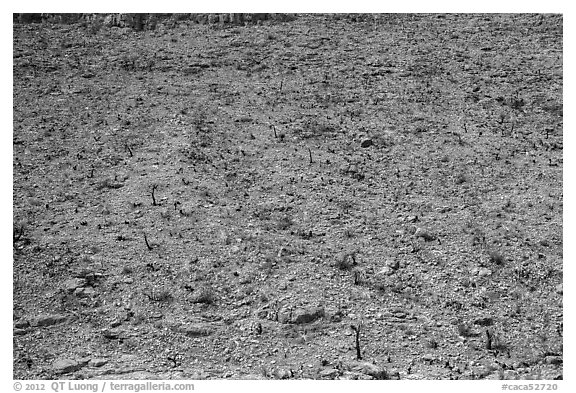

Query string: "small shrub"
[[335, 252, 356, 270], [488, 250, 505, 265], [87, 19, 103, 35], [145, 288, 173, 303], [276, 216, 293, 230], [457, 323, 474, 337], [192, 286, 216, 305], [455, 173, 467, 184], [131, 312, 147, 325], [122, 266, 133, 275], [426, 339, 439, 349]]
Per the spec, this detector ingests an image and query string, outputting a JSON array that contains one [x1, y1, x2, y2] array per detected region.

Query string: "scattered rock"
[[478, 268, 492, 277], [474, 316, 494, 326], [555, 284, 562, 294], [29, 314, 68, 327], [340, 371, 371, 380], [236, 374, 267, 380], [330, 310, 344, 323], [414, 227, 436, 241], [79, 357, 91, 367], [74, 286, 96, 297], [319, 368, 340, 379], [291, 306, 325, 324], [118, 354, 138, 363], [14, 319, 30, 329], [14, 328, 28, 335], [175, 323, 213, 337], [391, 309, 408, 319], [256, 308, 269, 319], [101, 328, 122, 339], [470, 365, 493, 378], [52, 358, 83, 374], [384, 259, 400, 270], [91, 371, 160, 380], [387, 369, 401, 380], [273, 368, 293, 379], [349, 361, 388, 380], [89, 358, 108, 367], [277, 307, 292, 324], [502, 370, 519, 379], [360, 139, 373, 148], [545, 356, 562, 365], [422, 353, 437, 363], [110, 319, 122, 328], [376, 266, 395, 276]]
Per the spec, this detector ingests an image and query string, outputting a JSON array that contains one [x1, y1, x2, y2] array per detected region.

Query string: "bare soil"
[[13, 14, 562, 380]]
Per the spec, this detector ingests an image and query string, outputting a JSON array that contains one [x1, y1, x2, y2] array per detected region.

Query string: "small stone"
[[361, 139, 373, 148], [110, 319, 122, 328], [273, 368, 293, 379], [385, 259, 400, 270], [422, 353, 436, 363], [330, 311, 344, 323], [30, 314, 68, 327], [118, 354, 138, 363], [277, 307, 292, 324], [478, 268, 492, 277], [555, 284, 563, 294], [89, 358, 108, 367], [291, 306, 325, 324], [414, 227, 436, 241], [376, 266, 395, 276], [14, 328, 28, 335], [176, 323, 212, 337], [64, 278, 87, 292], [351, 362, 388, 380], [230, 245, 240, 253], [474, 316, 494, 326], [52, 358, 82, 374], [545, 356, 562, 365], [102, 328, 121, 339], [387, 369, 401, 380], [78, 357, 91, 367], [75, 286, 96, 297], [14, 319, 30, 329], [319, 368, 340, 379]]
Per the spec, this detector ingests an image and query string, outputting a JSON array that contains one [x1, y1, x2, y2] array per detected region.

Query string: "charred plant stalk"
[[485, 329, 493, 350], [151, 184, 158, 206], [351, 323, 362, 360], [13, 225, 24, 244], [308, 148, 313, 164], [144, 233, 153, 250]]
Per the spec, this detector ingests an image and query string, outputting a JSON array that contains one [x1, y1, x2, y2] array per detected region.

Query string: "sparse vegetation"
[[13, 13, 562, 380]]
